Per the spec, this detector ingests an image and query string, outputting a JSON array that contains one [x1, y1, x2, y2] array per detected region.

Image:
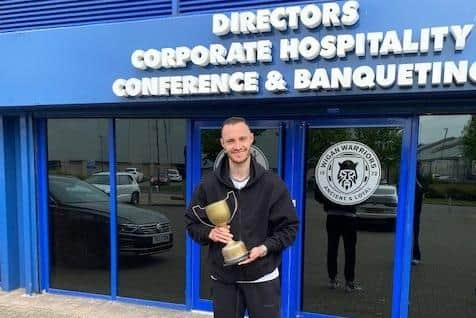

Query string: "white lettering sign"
[[113, 0, 476, 98]]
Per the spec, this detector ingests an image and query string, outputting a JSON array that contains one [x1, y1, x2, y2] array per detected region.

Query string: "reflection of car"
[[150, 172, 169, 186], [49, 175, 173, 263], [432, 174, 456, 182], [167, 168, 183, 182], [125, 167, 144, 182], [356, 185, 398, 223], [86, 172, 140, 205]]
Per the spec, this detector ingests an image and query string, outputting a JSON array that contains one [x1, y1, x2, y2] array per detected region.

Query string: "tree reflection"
[[463, 115, 476, 162], [306, 128, 402, 184], [355, 128, 402, 184]]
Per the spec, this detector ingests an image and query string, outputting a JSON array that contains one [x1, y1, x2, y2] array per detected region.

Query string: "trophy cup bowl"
[[204, 199, 230, 228], [193, 192, 249, 266]]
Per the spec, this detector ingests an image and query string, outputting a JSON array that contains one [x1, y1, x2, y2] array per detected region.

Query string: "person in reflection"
[[412, 163, 425, 265], [314, 183, 362, 292], [185, 117, 298, 318]]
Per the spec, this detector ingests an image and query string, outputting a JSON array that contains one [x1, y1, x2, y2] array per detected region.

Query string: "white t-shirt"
[[230, 176, 249, 190]]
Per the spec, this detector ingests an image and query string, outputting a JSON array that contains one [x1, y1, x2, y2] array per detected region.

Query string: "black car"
[[49, 175, 173, 265]]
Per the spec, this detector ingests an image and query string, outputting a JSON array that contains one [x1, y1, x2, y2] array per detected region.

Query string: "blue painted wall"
[[0, 118, 21, 291], [0, 0, 476, 108], [0, 117, 39, 293]]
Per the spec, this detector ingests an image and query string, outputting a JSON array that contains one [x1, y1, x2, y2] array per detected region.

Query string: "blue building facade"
[[1, 1, 476, 317]]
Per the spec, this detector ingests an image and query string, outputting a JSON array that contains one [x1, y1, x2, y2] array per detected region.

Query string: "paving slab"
[[0, 290, 211, 318]]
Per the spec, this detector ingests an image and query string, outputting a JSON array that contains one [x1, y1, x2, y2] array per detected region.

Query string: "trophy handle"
[[191, 204, 215, 228], [225, 191, 238, 222]]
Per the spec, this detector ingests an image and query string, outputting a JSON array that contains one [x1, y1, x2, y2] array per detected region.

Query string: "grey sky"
[[48, 115, 474, 163], [419, 115, 471, 144]]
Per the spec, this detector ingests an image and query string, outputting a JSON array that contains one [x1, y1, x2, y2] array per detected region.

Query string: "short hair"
[[221, 117, 250, 135], [221, 116, 248, 127]]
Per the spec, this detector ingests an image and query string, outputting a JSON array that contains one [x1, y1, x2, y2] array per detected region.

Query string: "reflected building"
[[418, 137, 468, 182]]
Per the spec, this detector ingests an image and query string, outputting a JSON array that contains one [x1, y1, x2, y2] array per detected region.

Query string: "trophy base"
[[223, 252, 250, 267]]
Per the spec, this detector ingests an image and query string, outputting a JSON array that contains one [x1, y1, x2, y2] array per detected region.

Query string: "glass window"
[[47, 119, 110, 294], [116, 119, 186, 303], [85, 174, 109, 185], [302, 127, 402, 317], [118, 175, 131, 185], [410, 115, 476, 317]]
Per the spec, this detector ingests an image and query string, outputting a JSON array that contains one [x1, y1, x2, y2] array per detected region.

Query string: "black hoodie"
[[185, 156, 299, 283]]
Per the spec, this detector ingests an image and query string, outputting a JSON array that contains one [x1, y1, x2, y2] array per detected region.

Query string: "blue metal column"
[[281, 120, 305, 318], [18, 115, 40, 294], [287, 120, 308, 318], [185, 119, 195, 310], [0, 116, 5, 289], [109, 119, 118, 299], [397, 116, 419, 318], [36, 118, 49, 291], [187, 119, 203, 310], [390, 117, 418, 318]]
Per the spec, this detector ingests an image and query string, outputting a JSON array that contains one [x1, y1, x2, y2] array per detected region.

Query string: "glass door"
[[297, 118, 414, 318], [187, 117, 415, 318], [410, 115, 476, 318], [189, 119, 285, 311], [47, 119, 111, 295], [114, 119, 187, 304]]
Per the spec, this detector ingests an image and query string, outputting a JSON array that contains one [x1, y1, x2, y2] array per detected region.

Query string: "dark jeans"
[[211, 278, 281, 318], [412, 208, 422, 260], [326, 214, 357, 282]]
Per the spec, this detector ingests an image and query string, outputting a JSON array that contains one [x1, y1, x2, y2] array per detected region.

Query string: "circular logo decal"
[[315, 141, 381, 205], [214, 145, 270, 171]]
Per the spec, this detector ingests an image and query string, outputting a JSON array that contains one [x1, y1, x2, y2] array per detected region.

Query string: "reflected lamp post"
[[441, 128, 448, 174], [156, 119, 161, 175], [98, 135, 105, 172]]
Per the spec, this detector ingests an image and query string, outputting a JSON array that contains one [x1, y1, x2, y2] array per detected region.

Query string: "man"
[[314, 183, 361, 292], [185, 117, 298, 318], [412, 163, 425, 265]]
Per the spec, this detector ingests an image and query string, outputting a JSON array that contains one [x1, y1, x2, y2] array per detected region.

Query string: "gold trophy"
[[192, 191, 249, 266]]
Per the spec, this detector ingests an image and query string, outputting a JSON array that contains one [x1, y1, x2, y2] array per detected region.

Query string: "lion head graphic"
[[337, 160, 358, 191]]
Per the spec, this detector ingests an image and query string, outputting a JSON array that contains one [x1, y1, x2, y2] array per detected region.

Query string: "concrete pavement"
[[0, 289, 211, 318]]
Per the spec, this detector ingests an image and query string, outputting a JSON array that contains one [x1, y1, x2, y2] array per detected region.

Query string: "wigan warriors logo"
[[337, 160, 359, 191], [315, 141, 381, 205]]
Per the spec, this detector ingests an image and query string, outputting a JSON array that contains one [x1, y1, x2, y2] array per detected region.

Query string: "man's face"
[[220, 122, 254, 165]]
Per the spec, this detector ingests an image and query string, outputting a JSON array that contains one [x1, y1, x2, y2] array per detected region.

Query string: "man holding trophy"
[[185, 117, 298, 318]]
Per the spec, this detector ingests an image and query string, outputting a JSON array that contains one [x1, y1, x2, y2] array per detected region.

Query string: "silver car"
[[86, 172, 141, 205], [356, 185, 398, 223]]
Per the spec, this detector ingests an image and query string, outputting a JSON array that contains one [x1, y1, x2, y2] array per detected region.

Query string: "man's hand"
[[208, 226, 233, 244], [238, 244, 267, 265]]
